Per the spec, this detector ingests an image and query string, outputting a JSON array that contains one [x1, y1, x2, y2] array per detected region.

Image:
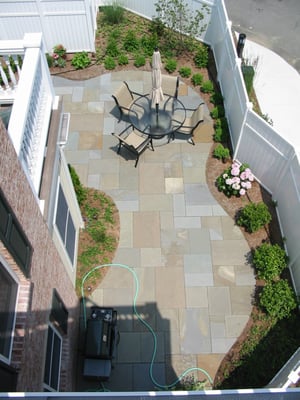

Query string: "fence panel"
[[0, 0, 96, 52]]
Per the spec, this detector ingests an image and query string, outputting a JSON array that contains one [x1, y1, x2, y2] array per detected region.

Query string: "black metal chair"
[[112, 124, 154, 167]]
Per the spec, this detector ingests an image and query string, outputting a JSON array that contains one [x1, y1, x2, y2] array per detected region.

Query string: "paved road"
[[224, 0, 300, 73]]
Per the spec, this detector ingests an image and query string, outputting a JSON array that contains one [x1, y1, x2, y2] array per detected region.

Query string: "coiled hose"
[[81, 263, 213, 390]]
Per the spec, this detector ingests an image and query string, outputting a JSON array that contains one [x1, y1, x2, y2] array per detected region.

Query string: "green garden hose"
[[81, 263, 213, 390]]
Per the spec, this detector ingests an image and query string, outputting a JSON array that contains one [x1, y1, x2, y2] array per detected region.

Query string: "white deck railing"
[[0, 33, 55, 196]]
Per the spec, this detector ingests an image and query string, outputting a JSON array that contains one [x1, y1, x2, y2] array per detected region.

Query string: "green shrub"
[[191, 73, 203, 86], [253, 243, 288, 282], [118, 53, 129, 65], [149, 17, 165, 36], [259, 280, 297, 320], [53, 44, 67, 58], [123, 30, 139, 52], [213, 144, 230, 162], [211, 105, 225, 119], [210, 91, 223, 105], [165, 59, 177, 73], [68, 164, 87, 206], [201, 80, 214, 93], [56, 57, 66, 68], [134, 55, 146, 67], [71, 52, 91, 70], [46, 53, 54, 68], [237, 202, 272, 233], [140, 34, 158, 56], [104, 56, 116, 70], [242, 65, 255, 95], [179, 66, 192, 78], [101, 2, 124, 24], [193, 44, 209, 68], [106, 38, 120, 57], [213, 117, 229, 143]]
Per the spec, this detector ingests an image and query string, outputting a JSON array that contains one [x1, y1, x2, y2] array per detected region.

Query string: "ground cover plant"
[[59, 6, 300, 390]]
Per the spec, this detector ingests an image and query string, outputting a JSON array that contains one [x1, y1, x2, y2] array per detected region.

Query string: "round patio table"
[[129, 94, 186, 140]]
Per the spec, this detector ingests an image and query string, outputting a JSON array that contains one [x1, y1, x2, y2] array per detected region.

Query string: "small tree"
[[154, 0, 209, 54]]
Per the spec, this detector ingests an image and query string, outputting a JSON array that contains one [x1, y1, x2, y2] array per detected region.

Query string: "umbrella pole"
[[155, 103, 159, 114]]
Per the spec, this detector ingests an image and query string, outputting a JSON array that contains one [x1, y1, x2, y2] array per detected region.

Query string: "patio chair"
[[169, 102, 205, 145], [112, 124, 154, 167], [112, 81, 141, 122], [161, 75, 179, 99]]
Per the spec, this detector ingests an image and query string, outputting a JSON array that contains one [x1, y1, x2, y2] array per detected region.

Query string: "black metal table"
[[129, 94, 186, 140]]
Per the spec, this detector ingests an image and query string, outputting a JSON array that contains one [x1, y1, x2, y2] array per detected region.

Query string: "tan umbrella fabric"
[[151, 49, 164, 106]]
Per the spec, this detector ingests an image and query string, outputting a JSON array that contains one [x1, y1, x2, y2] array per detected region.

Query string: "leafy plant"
[[201, 79, 214, 93], [211, 105, 225, 119], [68, 164, 87, 206], [216, 161, 254, 197], [149, 17, 165, 37], [134, 55, 146, 67], [165, 58, 177, 73], [214, 117, 229, 142], [101, 2, 124, 24], [191, 73, 203, 86], [176, 375, 208, 390], [194, 44, 209, 67], [118, 54, 129, 65], [140, 34, 158, 56], [104, 56, 116, 70], [53, 44, 67, 58], [210, 91, 223, 105], [71, 52, 91, 70], [259, 280, 297, 320], [106, 38, 120, 57], [261, 113, 274, 126], [179, 66, 191, 78], [237, 202, 272, 233], [213, 143, 230, 162], [46, 53, 54, 68], [123, 30, 139, 52], [242, 65, 255, 95], [253, 243, 288, 281], [56, 57, 66, 68]]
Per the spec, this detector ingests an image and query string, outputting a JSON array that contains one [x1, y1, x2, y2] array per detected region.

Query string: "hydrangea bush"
[[216, 161, 254, 197]]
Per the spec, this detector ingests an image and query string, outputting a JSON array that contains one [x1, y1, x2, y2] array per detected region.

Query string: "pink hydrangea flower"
[[239, 188, 246, 195]]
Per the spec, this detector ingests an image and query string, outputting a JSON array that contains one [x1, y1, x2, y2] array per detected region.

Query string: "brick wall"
[[0, 121, 80, 391]]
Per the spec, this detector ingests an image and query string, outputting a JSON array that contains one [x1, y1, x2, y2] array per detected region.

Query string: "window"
[[55, 184, 75, 265], [43, 324, 62, 392], [0, 189, 32, 277], [0, 260, 18, 363], [50, 290, 68, 334]]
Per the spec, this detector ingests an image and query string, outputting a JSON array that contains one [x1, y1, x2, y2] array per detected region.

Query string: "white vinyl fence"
[[0, 0, 97, 53], [2, 0, 300, 294]]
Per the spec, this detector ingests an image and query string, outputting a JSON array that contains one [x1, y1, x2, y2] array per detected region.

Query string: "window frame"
[[54, 182, 76, 266], [0, 256, 19, 364], [43, 323, 62, 392], [0, 188, 32, 277]]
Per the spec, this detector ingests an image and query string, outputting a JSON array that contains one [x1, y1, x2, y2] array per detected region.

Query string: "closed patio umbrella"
[[151, 48, 164, 112]]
